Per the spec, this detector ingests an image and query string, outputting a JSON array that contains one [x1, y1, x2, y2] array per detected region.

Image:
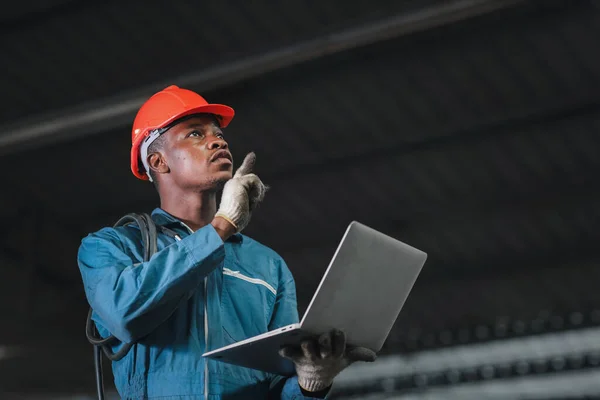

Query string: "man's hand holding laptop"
[[280, 329, 377, 392]]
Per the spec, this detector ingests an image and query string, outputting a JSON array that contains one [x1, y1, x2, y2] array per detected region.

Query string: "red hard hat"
[[130, 85, 235, 180]]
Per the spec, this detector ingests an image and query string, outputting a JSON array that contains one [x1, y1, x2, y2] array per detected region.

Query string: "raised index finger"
[[234, 152, 256, 178]]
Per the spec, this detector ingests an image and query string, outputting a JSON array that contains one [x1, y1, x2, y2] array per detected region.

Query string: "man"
[[77, 85, 376, 399]]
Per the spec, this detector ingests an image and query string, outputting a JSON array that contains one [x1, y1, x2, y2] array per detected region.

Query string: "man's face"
[[160, 115, 233, 190]]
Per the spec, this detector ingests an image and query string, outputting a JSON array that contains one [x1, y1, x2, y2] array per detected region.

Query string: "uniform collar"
[[151, 208, 243, 243]]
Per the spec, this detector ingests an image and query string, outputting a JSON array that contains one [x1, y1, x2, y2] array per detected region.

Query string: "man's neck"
[[159, 190, 217, 232]]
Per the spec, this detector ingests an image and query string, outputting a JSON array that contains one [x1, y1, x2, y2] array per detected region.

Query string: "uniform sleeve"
[[77, 224, 225, 343], [267, 258, 331, 400]]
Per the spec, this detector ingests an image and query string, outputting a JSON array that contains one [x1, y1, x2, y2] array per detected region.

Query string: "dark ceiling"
[[0, 0, 599, 397]]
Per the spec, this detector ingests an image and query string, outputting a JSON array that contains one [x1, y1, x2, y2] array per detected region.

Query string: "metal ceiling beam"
[[265, 95, 600, 183], [0, 0, 82, 26], [0, 0, 526, 155]]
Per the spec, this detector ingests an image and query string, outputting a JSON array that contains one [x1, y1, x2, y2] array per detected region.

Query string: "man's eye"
[[216, 133, 225, 139], [189, 130, 203, 138]]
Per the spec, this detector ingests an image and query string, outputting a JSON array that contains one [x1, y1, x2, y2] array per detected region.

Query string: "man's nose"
[[207, 137, 228, 150]]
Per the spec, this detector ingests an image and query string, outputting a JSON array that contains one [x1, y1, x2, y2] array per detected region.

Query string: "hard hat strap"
[[140, 128, 164, 182]]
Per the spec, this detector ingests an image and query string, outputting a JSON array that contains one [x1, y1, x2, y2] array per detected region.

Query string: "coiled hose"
[[84, 213, 156, 400]]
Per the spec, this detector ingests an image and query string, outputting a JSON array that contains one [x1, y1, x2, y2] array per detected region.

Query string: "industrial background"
[[1, 0, 599, 398]]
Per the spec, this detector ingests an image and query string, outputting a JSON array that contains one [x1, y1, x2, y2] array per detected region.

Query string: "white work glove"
[[279, 329, 377, 392], [215, 152, 267, 233]]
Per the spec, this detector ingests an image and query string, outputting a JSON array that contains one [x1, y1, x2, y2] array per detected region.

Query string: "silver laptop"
[[203, 221, 427, 375]]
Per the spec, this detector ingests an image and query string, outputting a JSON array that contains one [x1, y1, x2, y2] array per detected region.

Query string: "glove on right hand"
[[215, 152, 267, 233]]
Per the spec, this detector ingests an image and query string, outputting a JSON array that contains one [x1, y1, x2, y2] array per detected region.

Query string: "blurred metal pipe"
[[338, 370, 600, 400], [0, 0, 525, 155], [335, 326, 600, 388], [333, 327, 600, 399]]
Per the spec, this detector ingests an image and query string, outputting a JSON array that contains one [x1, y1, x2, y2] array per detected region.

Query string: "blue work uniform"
[[77, 208, 325, 399]]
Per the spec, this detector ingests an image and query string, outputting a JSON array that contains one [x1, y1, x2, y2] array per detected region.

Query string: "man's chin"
[[214, 178, 229, 190], [210, 172, 233, 190]]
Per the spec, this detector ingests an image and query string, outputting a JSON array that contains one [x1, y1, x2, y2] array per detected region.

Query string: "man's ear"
[[148, 152, 169, 175]]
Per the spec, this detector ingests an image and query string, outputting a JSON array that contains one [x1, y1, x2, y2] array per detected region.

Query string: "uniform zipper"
[[177, 223, 210, 400], [204, 276, 209, 400]]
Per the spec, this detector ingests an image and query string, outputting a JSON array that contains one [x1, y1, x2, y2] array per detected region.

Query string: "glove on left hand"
[[279, 329, 377, 392]]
